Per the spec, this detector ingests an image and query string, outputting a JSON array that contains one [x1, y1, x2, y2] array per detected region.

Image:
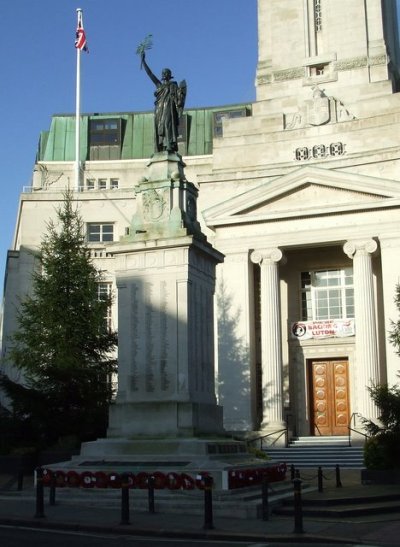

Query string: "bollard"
[[34, 467, 45, 518], [120, 473, 131, 525], [202, 475, 214, 530], [49, 473, 56, 506], [290, 464, 295, 480], [335, 464, 342, 488], [148, 475, 155, 514], [17, 469, 24, 491], [261, 473, 269, 521], [292, 477, 304, 534], [317, 466, 323, 492], [294, 468, 300, 479]]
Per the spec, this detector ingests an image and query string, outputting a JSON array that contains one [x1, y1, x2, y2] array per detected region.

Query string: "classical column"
[[343, 239, 379, 420], [250, 248, 285, 428]]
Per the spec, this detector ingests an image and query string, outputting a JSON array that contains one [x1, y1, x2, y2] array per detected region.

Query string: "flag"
[[75, 11, 88, 52]]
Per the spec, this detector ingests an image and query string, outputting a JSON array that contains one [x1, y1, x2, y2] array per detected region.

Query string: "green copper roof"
[[37, 104, 251, 162]]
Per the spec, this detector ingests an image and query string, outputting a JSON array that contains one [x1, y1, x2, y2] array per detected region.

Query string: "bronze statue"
[[140, 51, 187, 153]]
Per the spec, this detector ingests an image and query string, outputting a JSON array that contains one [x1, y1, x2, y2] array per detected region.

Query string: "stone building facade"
[[2, 0, 400, 442]]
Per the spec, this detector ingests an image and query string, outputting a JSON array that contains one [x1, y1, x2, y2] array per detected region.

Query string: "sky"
[[0, 0, 258, 289]]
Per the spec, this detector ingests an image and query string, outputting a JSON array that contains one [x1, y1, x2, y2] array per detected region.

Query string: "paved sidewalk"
[[1, 470, 400, 545]]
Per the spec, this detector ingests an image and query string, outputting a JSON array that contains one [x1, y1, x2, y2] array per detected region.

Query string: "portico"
[[203, 166, 400, 439]]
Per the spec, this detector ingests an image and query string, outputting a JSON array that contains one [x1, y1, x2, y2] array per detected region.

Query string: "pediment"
[[203, 166, 400, 227]]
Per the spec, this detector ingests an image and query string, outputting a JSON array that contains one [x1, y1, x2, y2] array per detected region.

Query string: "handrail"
[[347, 412, 370, 446], [247, 426, 289, 450], [314, 423, 323, 436]]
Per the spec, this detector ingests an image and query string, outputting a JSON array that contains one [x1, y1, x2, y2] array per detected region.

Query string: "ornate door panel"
[[309, 360, 350, 436]]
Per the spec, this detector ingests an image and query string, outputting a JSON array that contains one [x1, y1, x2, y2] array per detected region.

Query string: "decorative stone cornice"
[[273, 67, 304, 82], [368, 54, 388, 67], [257, 54, 387, 86], [335, 56, 368, 71]]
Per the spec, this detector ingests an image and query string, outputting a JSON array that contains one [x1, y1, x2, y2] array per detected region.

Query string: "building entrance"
[[308, 359, 350, 436]]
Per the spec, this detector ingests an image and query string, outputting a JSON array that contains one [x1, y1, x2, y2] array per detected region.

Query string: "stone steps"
[[275, 492, 400, 518], [265, 437, 364, 468]]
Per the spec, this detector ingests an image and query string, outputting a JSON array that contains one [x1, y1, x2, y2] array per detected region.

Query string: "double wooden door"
[[309, 359, 350, 436]]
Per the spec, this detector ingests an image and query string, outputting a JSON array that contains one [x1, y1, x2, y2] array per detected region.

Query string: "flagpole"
[[75, 8, 82, 191]]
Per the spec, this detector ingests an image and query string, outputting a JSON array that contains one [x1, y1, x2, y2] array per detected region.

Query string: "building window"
[[213, 108, 249, 137], [89, 119, 121, 146], [87, 223, 114, 242], [86, 179, 95, 190], [300, 268, 354, 321], [98, 179, 107, 190], [310, 64, 326, 77], [110, 178, 119, 189], [314, 0, 322, 32], [89, 118, 122, 160], [97, 282, 112, 331]]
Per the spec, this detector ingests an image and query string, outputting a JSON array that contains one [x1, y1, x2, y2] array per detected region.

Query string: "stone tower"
[[256, 0, 400, 104]]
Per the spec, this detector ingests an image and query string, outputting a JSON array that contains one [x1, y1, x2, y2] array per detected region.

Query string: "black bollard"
[[261, 473, 269, 521], [293, 477, 304, 534], [120, 473, 130, 525], [148, 475, 155, 514], [335, 464, 342, 488], [317, 466, 323, 492], [17, 469, 24, 491], [203, 475, 214, 530], [290, 464, 295, 480], [34, 467, 45, 518], [49, 473, 56, 506]]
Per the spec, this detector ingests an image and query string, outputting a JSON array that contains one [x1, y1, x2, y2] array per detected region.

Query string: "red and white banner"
[[291, 319, 355, 340]]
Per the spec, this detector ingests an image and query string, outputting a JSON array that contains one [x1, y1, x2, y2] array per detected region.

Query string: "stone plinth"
[[52, 437, 284, 491], [107, 235, 224, 438]]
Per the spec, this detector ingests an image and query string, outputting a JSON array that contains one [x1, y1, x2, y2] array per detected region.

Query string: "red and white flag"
[[75, 10, 88, 52]]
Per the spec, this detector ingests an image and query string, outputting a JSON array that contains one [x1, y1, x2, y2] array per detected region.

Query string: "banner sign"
[[291, 319, 355, 340]]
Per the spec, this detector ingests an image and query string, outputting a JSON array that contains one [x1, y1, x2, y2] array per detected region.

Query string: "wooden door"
[[309, 360, 350, 436]]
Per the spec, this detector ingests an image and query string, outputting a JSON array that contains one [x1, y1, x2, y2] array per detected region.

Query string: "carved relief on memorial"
[[142, 188, 166, 221], [284, 86, 354, 130]]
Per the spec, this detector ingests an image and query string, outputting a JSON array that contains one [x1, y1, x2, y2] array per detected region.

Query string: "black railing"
[[248, 426, 289, 451], [347, 412, 370, 446]]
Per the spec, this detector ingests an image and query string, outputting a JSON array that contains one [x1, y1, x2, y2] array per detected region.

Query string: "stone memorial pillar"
[[107, 152, 224, 437]]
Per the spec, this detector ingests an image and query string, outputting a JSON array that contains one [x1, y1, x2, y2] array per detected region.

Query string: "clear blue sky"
[[0, 0, 257, 287]]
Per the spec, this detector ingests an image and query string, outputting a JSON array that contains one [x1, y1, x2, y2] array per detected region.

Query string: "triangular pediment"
[[203, 166, 400, 227]]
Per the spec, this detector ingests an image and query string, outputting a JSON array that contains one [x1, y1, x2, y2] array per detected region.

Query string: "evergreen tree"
[[389, 283, 400, 355], [362, 283, 400, 469], [0, 191, 117, 449]]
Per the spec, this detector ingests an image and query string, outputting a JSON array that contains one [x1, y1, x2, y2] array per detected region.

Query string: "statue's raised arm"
[[141, 52, 160, 87], [137, 43, 187, 154]]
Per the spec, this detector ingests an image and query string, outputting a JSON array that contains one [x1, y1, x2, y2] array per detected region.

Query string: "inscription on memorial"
[[130, 283, 139, 391], [159, 280, 169, 391], [145, 282, 155, 392]]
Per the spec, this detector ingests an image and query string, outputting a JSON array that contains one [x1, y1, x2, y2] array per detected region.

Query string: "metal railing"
[[248, 426, 289, 450], [347, 412, 370, 446]]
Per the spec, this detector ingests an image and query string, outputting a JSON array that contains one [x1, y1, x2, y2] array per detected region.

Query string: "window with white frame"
[[87, 223, 114, 242], [300, 268, 354, 321], [84, 178, 119, 191], [97, 281, 113, 331]]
